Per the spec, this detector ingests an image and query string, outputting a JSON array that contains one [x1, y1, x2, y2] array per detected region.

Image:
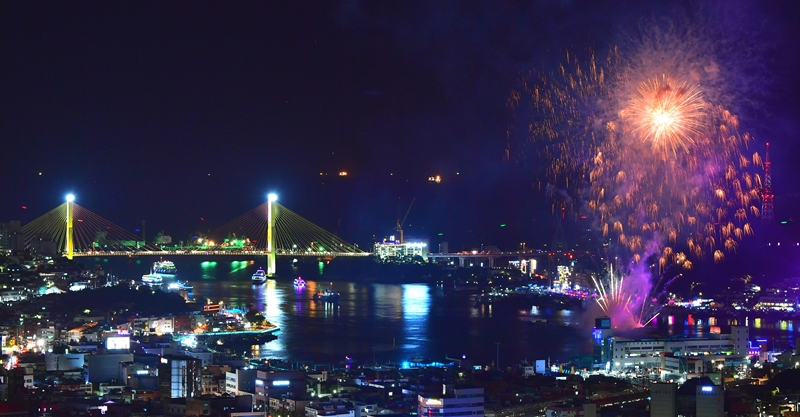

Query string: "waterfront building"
[[609, 326, 749, 372], [417, 385, 484, 417], [373, 239, 428, 263]]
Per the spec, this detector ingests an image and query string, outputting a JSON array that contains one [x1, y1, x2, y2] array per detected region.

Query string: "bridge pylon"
[[65, 194, 75, 260], [266, 193, 278, 276]]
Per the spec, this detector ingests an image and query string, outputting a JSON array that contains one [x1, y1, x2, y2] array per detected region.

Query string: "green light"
[[500, 224, 506, 227], [781, 221, 788, 224], [438, 233, 444, 236]]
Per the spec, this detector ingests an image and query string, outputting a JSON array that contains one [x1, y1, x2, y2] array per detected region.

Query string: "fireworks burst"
[[592, 264, 660, 329], [625, 76, 705, 157], [508, 25, 762, 270]]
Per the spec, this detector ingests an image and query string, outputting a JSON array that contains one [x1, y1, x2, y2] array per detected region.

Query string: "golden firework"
[[625, 76, 706, 157]]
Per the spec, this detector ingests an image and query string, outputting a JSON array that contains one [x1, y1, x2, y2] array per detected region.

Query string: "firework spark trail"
[[509, 30, 762, 270], [593, 262, 665, 329]]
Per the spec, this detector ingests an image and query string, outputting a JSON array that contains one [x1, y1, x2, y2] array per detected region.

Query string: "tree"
[[244, 310, 266, 326]]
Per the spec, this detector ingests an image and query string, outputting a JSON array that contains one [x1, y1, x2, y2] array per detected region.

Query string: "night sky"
[[2, 1, 800, 254]]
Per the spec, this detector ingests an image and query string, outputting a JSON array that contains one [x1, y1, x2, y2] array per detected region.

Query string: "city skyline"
[[3, 1, 800, 254]]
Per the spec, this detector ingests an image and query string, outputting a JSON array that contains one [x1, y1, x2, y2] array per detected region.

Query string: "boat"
[[166, 281, 193, 291], [313, 289, 340, 302], [153, 260, 177, 275], [142, 271, 163, 285], [293, 277, 306, 288], [252, 268, 267, 284]]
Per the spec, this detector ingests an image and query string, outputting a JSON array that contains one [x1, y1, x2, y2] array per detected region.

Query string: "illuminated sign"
[[701, 386, 713, 392], [160, 357, 168, 364], [420, 398, 442, 407], [272, 380, 290, 386], [136, 370, 149, 375], [255, 380, 264, 386], [592, 328, 603, 342], [105, 336, 130, 350]]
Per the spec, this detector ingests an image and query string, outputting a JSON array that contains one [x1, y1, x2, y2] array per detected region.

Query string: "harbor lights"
[[266, 193, 278, 276]]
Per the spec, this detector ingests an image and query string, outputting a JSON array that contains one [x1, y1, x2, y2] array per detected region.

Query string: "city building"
[[87, 353, 134, 383], [650, 383, 677, 417], [609, 326, 749, 371], [695, 383, 724, 417], [255, 370, 307, 407], [158, 355, 202, 399], [373, 239, 428, 263], [592, 317, 613, 366], [0, 221, 24, 253], [417, 385, 484, 417], [226, 368, 257, 396]]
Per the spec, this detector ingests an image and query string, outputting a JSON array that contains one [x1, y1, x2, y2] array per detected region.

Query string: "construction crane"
[[396, 198, 415, 244]]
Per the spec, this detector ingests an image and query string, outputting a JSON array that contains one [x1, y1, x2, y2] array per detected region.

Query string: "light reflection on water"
[[95, 257, 800, 363], [402, 284, 430, 350]]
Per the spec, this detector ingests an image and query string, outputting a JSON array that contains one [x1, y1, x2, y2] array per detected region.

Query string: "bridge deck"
[[71, 250, 370, 257]]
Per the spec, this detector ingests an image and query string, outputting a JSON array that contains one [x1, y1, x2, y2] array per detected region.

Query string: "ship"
[[166, 281, 193, 292], [142, 271, 163, 285], [153, 260, 177, 275], [251, 268, 267, 284], [313, 289, 340, 302], [293, 277, 306, 288]]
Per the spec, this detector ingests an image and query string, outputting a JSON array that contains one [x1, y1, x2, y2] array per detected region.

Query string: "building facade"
[[417, 385, 484, 417]]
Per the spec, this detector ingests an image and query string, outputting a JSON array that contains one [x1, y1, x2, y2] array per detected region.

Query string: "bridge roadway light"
[[267, 193, 278, 202], [66, 194, 75, 202]]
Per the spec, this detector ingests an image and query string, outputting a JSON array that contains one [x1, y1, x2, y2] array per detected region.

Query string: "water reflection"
[[402, 284, 430, 351]]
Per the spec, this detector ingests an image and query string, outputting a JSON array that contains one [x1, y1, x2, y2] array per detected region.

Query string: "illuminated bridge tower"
[[266, 193, 278, 276], [762, 142, 774, 223], [65, 194, 75, 259]]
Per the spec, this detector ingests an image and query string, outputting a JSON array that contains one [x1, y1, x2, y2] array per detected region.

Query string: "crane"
[[396, 198, 415, 244]]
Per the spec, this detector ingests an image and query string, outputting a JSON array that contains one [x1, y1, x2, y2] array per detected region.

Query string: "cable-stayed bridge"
[[21, 194, 368, 275]]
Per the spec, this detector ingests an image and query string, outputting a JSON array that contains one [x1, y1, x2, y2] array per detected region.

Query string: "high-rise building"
[[0, 221, 24, 252], [592, 317, 613, 366], [158, 356, 202, 399]]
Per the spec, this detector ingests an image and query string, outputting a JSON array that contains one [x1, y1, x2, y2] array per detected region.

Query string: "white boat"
[[167, 281, 193, 291], [153, 260, 177, 275], [142, 271, 163, 285], [252, 268, 267, 283]]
